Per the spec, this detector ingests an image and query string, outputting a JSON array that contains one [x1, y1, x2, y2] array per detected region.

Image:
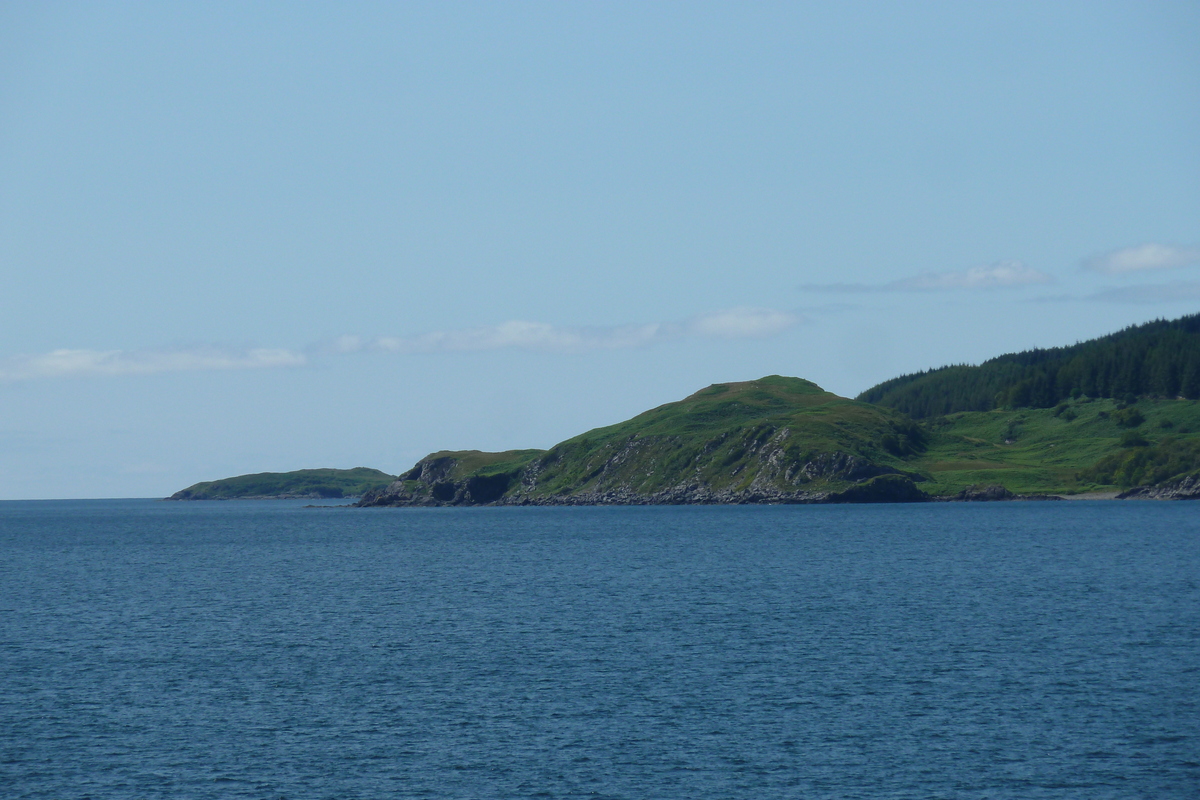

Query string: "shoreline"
[[1055, 491, 1122, 501]]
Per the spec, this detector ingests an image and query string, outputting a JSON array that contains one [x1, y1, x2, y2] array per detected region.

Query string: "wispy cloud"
[[3, 307, 802, 381], [325, 307, 803, 355], [1028, 280, 1200, 305], [802, 261, 1051, 293], [1082, 243, 1200, 275], [0, 346, 306, 381], [1086, 280, 1200, 304], [894, 261, 1050, 290], [359, 321, 663, 354]]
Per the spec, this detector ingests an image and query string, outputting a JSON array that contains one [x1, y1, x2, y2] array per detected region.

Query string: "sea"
[[0, 499, 1196, 799]]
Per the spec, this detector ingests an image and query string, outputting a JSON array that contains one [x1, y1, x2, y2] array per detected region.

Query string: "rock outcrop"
[[1117, 473, 1200, 500], [953, 484, 1015, 501]]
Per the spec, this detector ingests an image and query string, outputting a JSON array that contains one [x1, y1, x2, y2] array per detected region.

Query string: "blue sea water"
[[0, 500, 1197, 799]]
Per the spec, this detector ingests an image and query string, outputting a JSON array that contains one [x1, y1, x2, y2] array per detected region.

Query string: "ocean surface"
[[0, 500, 1197, 799]]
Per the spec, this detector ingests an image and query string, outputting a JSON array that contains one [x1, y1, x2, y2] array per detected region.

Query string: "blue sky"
[[1, 1, 1198, 499]]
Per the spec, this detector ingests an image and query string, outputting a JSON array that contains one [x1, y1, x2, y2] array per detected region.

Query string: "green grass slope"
[[910, 397, 1200, 495], [168, 467, 395, 500]]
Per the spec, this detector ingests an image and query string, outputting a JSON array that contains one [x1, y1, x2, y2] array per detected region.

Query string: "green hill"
[[360, 375, 1200, 506], [858, 313, 1200, 418], [175, 315, 1200, 506], [359, 376, 931, 506], [168, 467, 394, 500]]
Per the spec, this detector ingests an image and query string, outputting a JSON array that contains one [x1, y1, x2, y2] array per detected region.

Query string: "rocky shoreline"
[[1117, 474, 1200, 500], [355, 477, 1090, 508]]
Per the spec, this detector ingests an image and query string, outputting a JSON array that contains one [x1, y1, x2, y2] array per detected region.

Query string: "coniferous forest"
[[857, 313, 1200, 418]]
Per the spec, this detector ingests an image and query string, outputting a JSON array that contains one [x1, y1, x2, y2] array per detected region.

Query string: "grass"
[[524, 376, 926, 497], [911, 397, 1200, 495]]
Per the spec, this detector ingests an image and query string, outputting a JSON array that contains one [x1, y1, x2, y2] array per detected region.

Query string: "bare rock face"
[[538, 472, 929, 505], [401, 456, 458, 485], [799, 451, 895, 483], [1118, 474, 1200, 500], [356, 482, 425, 507]]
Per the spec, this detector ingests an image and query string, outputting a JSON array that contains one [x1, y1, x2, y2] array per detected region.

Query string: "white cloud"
[[0, 346, 306, 381], [343, 321, 663, 354], [1083, 243, 1200, 275], [326, 307, 803, 356], [3, 307, 803, 381], [802, 261, 1050, 292], [1086, 280, 1200, 304], [892, 261, 1051, 290]]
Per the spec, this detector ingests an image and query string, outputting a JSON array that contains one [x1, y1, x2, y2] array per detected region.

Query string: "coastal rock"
[[1117, 473, 1200, 500], [824, 474, 929, 504], [954, 484, 1015, 502], [930, 484, 1064, 502]]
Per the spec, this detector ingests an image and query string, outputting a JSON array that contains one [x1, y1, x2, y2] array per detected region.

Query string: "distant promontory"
[[167, 468, 393, 500]]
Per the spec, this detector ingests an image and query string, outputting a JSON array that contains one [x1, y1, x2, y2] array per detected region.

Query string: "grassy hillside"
[[859, 313, 1200, 418], [168, 467, 395, 500], [528, 376, 924, 496], [911, 397, 1200, 495], [361, 382, 1200, 505], [361, 377, 932, 506]]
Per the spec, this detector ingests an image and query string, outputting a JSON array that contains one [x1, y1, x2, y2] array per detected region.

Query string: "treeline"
[[857, 313, 1200, 418]]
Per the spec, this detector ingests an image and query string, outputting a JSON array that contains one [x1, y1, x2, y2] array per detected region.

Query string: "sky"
[[1, 1, 1198, 499]]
